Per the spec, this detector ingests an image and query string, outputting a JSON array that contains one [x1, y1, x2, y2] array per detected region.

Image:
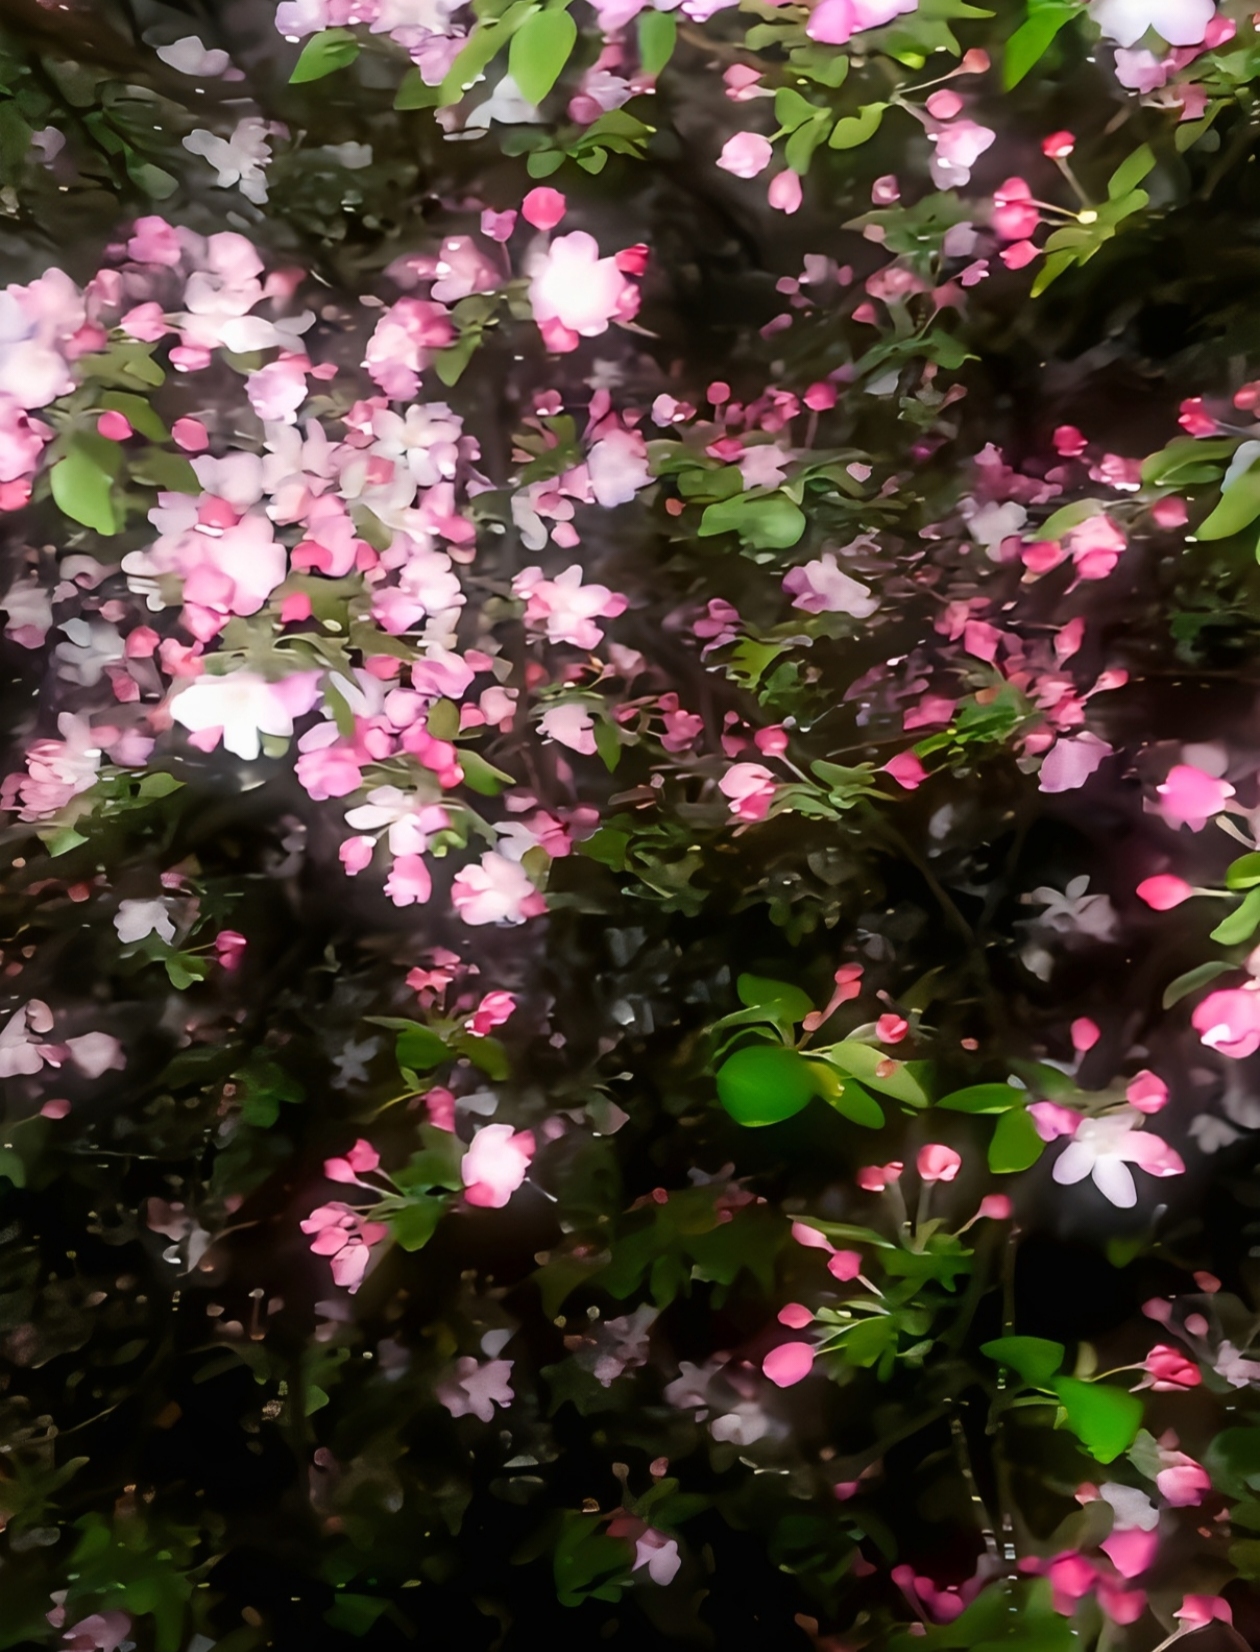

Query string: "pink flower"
[[1136, 874, 1193, 909], [1156, 1453, 1210, 1506], [1155, 763, 1235, 831], [300, 1201, 390, 1292], [1071, 1017, 1100, 1053], [61, 1614, 133, 1652], [1099, 1527, 1158, 1580], [827, 1249, 863, 1281], [540, 702, 598, 755], [435, 1355, 515, 1422], [461, 1123, 535, 1208], [632, 1528, 681, 1586], [521, 186, 567, 230], [1192, 985, 1260, 1058], [1042, 130, 1075, 158], [717, 133, 773, 178], [363, 297, 453, 400], [1029, 1101, 1081, 1141], [992, 177, 1040, 241], [451, 852, 546, 926], [587, 424, 651, 506], [790, 1220, 834, 1251], [806, 0, 916, 43], [528, 231, 639, 348], [1066, 513, 1127, 580], [66, 1031, 125, 1078], [856, 1161, 903, 1191], [512, 564, 627, 649], [1053, 1115, 1184, 1207], [763, 1341, 814, 1386], [1039, 734, 1111, 793], [1141, 1345, 1201, 1391], [1175, 1595, 1233, 1630], [767, 170, 803, 214], [1125, 1070, 1168, 1114], [884, 751, 928, 790], [383, 855, 433, 907], [930, 119, 995, 188], [917, 1143, 962, 1183], [876, 1013, 908, 1043], [778, 1302, 814, 1328], [324, 1138, 381, 1184], [466, 991, 516, 1037], [214, 929, 247, 970], [718, 761, 777, 821], [978, 1193, 1013, 1220], [783, 552, 878, 616]]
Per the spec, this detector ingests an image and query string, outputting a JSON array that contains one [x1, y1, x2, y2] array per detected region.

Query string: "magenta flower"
[[300, 1201, 390, 1292], [1135, 874, 1194, 909], [762, 1341, 814, 1387], [1192, 984, 1260, 1058], [1140, 1344, 1201, 1391], [1155, 762, 1235, 830], [917, 1143, 962, 1183]]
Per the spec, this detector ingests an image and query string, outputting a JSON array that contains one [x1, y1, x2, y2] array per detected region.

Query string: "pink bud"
[[856, 1161, 903, 1192], [778, 1302, 814, 1328], [826, 1249, 862, 1281], [791, 1220, 833, 1251], [978, 1193, 1012, 1220], [1151, 495, 1188, 528], [768, 170, 803, 214], [40, 1097, 70, 1119], [1142, 1296, 1173, 1323], [481, 207, 517, 241], [960, 48, 990, 72], [1175, 1597, 1232, 1631], [763, 1341, 814, 1386], [1042, 130, 1075, 158], [1135, 874, 1193, 910], [917, 1143, 961, 1183], [875, 1013, 908, 1044], [926, 90, 963, 119], [521, 187, 566, 231], [97, 410, 132, 440], [1125, 1070, 1168, 1114], [1070, 1017, 1100, 1053], [884, 751, 927, 790], [171, 416, 209, 453], [804, 380, 837, 410]]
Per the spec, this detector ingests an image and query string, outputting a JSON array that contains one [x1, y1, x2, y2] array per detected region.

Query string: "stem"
[[951, 1408, 998, 1557]]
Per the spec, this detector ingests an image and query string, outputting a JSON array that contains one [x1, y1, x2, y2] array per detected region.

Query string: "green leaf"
[[1228, 852, 1260, 889], [395, 67, 440, 108], [1037, 497, 1106, 542], [988, 1106, 1045, 1174], [458, 749, 516, 795], [0, 1147, 26, 1188], [1029, 247, 1077, 297], [1140, 436, 1235, 489], [1211, 888, 1260, 945], [98, 391, 168, 442], [829, 102, 886, 149], [1162, 959, 1235, 1009], [50, 440, 119, 535], [1197, 461, 1260, 540], [510, 6, 577, 105], [637, 9, 676, 76], [452, 1031, 510, 1080], [1107, 143, 1154, 200], [786, 115, 830, 175], [388, 1195, 446, 1252], [553, 1512, 630, 1607], [439, 1, 535, 105], [697, 493, 806, 549], [325, 1593, 389, 1634], [775, 86, 825, 132], [937, 1082, 1023, 1114], [981, 1335, 1064, 1385], [1053, 1377, 1143, 1463], [716, 1044, 818, 1127], [806, 1064, 885, 1127], [290, 28, 361, 82], [825, 1041, 929, 1106], [394, 1023, 449, 1072], [1003, 0, 1081, 87], [842, 1315, 897, 1367], [594, 717, 622, 772], [736, 973, 814, 1023]]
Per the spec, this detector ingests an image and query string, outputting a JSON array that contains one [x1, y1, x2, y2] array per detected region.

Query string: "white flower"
[[1090, 0, 1214, 47], [156, 35, 231, 75], [1024, 875, 1118, 941], [114, 899, 176, 946], [169, 672, 319, 762], [184, 118, 281, 205], [465, 76, 544, 130], [1053, 1112, 1184, 1208], [1100, 1482, 1159, 1530]]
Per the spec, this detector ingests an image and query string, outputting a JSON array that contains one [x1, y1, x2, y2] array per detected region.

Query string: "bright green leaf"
[[1053, 1377, 1143, 1463], [50, 441, 119, 535], [697, 493, 806, 549], [988, 1105, 1045, 1173], [937, 1082, 1023, 1114], [290, 27, 361, 83], [1162, 959, 1235, 1009], [1227, 852, 1260, 890], [637, 9, 676, 76], [829, 102, 886, 149], [1003, 0, 1081, 88], [716, 1044, 818, 1127], [981, 1334, 1064, 1385], [1211, 888, 1260, 946], [509, 7, 577, 106], [1197, 462, 1260, 540], [736, 973, 814, 1023], [394, 1023, 449, 1071], [825, 1041, 929, 1106]]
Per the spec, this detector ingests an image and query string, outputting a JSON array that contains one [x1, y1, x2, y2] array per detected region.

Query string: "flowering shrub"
[[3, 0, 1260, 1647]]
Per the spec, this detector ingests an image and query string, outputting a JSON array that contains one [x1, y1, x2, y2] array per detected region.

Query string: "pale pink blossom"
[[528, 232, 640, 350], [587, 425, 651, 506], [363, 297, 453, 400], [718, 761, 777, 821], [301, 1201, 390, 1292], [512, 564, 627, 649], [1091, 0, 1213, 47], [540, 702, 598, 755], [767, 170, 803, 214], [1155, 762, 1234, 830], [451, 852, 547, 926], [717, 133, 773, 178], [1039, 733, 1112, 792], [1052, 1113, 1184, 1207], [65, 1031, 125, 1079], [929, 120, 995, 189], [1192, 984, 1260, 1058], [632, 1528, 681, 1585], [461, 1123, 535, 1207], [783, 552, 878, 617], [806, 0, 917, 43], [856, 1161, 903, 1191], [436, 1356, 516, 1422], [169, 671, 320, 761], [1125, 1071, 1168, 1114], [324, 1138, 381, 1184]]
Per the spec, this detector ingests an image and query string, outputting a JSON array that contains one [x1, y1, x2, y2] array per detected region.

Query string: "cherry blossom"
[[763, 1341, 815, 1386], [1052, 1113, 1184, 1207], [435, 1356, 515, 1422], [1192, 984, 1260, 1058], [169, 671, 321, 761], [301, 1201, 390, 1292], [461, 1123, 535, 1207], [717, 133, 773, 178], [1155, 763, 1234, 830], [528, 232, 640, 350], [783, 553, 879, 617], [451, 852, 546, 925], [1090, 0, 1214, 47]]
